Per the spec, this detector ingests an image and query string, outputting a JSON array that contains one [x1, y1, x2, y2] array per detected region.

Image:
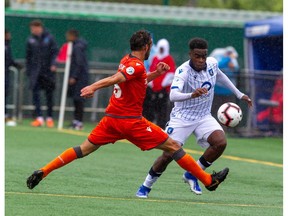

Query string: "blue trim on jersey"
[[171, 86, 179, 89]]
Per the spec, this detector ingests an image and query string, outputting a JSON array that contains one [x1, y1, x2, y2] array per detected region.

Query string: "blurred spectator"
[[257, 78, 283, 134], [144, 33, 157, 71], [143, 38, 176, 129], [65, 29, 89, 130], [26, 20, 58, 127], [210, 46, 239, 118], [5, 29, 22, 125]]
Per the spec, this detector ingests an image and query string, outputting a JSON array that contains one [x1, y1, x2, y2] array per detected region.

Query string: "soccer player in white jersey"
[[136, 38, 252, 198]]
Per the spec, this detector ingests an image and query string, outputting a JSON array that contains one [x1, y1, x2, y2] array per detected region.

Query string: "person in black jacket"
[[66, 29, 89, 130], [26, 20, 58, 127], [5, 29, 22, 124]]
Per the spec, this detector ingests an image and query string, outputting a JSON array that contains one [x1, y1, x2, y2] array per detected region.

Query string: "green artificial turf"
[[5, 121, 283, 216]]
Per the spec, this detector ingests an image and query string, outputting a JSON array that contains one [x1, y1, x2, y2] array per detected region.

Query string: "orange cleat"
[[31, 118, 44, 127], [46, 118, 54, 128]]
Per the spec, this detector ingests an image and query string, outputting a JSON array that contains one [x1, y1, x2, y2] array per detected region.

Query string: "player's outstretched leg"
[[172, 148, 229, 191], [27, 140, 99, 189], [156, 138, 229, 192]]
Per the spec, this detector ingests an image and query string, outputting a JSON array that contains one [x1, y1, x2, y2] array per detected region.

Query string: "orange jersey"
[[105, 54, 147, 117]]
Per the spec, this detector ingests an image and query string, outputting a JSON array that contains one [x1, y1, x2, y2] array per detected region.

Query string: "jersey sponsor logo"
[[178, 69, 183, 74], [126, 66, 135, 75], [208, 68, 214, 76], [166, 127, 174, 135], [136, 63, 141, 66], [201, 81, 212, 91], [194, 75, 198, 80]]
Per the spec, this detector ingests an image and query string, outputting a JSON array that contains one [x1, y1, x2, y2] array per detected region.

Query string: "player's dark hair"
[[67, 29, 79, 38], [189, 38, 208, 50], [130, 30, 151, 51], [30, 19, 43, 27]]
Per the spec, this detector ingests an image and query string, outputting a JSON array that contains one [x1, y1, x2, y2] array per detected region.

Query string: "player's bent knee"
[[208, 130, 226, 147], [156, 137, 180, 153], [216, 141, 227, 151]]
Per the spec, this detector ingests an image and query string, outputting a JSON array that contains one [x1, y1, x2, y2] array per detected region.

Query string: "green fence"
[[5, 10, 244, 67]]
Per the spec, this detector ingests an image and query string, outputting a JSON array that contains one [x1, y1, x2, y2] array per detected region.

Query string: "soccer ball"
[[217, 102, 242, 127]]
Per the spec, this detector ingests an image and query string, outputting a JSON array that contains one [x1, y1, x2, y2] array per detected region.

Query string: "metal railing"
[[6, 62, 117, 123], [6, 63, 282, 136]]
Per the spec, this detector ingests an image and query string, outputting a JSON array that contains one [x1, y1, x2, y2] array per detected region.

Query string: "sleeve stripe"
[[171, 86, 179, 89], [120, 71, 127, 80]]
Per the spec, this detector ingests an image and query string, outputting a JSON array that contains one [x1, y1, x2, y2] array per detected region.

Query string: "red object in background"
[[56, 43, 68, 63], [257, 79, 283, 124], [149, 55, 176, 93]]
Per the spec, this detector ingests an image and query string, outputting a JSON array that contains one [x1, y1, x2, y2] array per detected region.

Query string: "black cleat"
[[206, 167, 229, 191], [27, 170, 44, 189]]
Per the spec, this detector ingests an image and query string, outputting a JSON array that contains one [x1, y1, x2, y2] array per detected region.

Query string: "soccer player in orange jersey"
[[27, 30, 229, 193]]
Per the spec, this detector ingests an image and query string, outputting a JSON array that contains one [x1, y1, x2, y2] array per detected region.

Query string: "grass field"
[[5, 121, 283, 216]]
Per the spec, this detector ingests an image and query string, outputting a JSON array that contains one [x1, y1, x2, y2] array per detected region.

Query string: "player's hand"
[[241, 95, 252, 107], [156, 62, 170, 75], [81, 85, 95, 98], [191, 88, 208, 98]]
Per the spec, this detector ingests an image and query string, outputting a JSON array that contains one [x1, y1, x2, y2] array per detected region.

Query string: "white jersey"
[[170, 57, 244, 122]]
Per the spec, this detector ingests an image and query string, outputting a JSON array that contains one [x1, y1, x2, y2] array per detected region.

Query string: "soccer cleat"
[[31, 118, 44, 127], [27, 170, 44, 189], [183, 172, 202, 195], [206, 167, 229, 191], [46, 118, 54, 128], [136, 185, 151, 198], [70, 120, 83, 130]]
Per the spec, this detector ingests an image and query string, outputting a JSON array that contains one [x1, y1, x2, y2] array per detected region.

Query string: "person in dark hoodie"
[[26, 20, 58, 128], [66, 29, 89, 130], [5, 29, 22, 123]]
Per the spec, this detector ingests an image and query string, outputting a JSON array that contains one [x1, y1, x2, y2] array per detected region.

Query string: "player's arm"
[[147, 62, 170, 83], [81, 72, 126, 98], [170, 87, 208, 102], [169, 73, 207, 102], [216, 70, 252, 107]]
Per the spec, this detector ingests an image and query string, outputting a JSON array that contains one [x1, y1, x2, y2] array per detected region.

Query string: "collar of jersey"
[[129, 53, 141, 61]]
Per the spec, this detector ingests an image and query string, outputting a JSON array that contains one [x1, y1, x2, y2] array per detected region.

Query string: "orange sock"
[[176, 153, 212, 186], [40, 147, 78, 178]]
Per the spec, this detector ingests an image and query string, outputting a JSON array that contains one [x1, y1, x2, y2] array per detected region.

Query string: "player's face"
[[5, 32, 11, 41], [190, 49, 208, 71], [144, 39, 152, 60], [30, 26, 43, 36], [66, 33, 75, 42]]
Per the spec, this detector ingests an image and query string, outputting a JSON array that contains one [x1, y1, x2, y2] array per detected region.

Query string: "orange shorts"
[[88, 116, 169, 151]]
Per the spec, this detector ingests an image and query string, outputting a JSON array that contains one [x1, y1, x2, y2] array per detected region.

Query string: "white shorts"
[[165, 115, 223, 148]]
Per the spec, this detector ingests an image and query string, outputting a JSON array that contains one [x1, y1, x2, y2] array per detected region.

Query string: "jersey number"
[[113, 84, 122, 98]]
